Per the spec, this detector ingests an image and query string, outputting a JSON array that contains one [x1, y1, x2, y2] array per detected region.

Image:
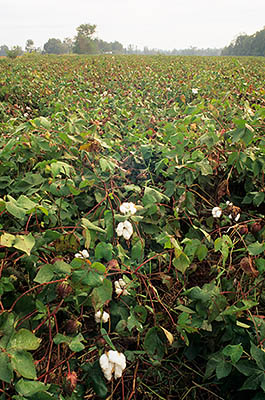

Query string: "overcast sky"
[[1, 0, 264, 50]]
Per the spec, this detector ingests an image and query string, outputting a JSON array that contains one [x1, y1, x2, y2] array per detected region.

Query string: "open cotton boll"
[[116, 220, 133, 240], [212, 207, 222, 218], [99, 353, 111, 371], [118, 279, 126, 288], [75, 249, 89, 259], [120, 202, 137, 215], [114, 364, 124, 379], [108, 350, 126, 370], [95, 310, 110, 323]]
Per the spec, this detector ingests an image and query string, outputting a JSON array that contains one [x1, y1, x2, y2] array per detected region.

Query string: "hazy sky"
[[1, 0, 264, 50]]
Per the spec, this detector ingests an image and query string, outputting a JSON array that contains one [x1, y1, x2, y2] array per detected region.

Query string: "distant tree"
[[222, 27, 265, 56], [6, 46, 23, 59], [0, 45, 9, 56], [43, 38, 65, 54], [73, 23, 98, 54], [63, 37, 73, 54], [25, 39, 35, 53]]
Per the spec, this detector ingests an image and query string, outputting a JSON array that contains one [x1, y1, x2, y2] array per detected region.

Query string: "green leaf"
[[131, 240, 143, 262], [247, 242, 265, 256], [250, 342, 265, 370], [196, 244, 208, 261], [0, 352, 13, 383], [53, 260, 71, 275], [8, 329, 41, 351], [15, 379, 50, 397], [81, 218, 106, 233], [11, 350, 37, 379], [144, 327, 167, 360], [216, 359, 232, 380], [86, 361, 108, 398], [6, 201, 26, 220], [100, 328, 116, 351], [13, 234, 35, 256], [91, 278, 113, 311], [95, 242, 113, 262], [69, 333, 85, 352], [34, 264, 54, 284], [0, 233, 16, 247], [223, 344, 243, 364]]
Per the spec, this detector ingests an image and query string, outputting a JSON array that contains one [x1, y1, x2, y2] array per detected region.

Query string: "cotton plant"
[[99, 350, 126, 381]]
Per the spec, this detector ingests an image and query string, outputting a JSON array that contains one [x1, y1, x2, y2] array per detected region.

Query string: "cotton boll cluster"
[[99, 350, 126, 381], [95, 310, 110, 324], [116, 221, 133, 240], [114, 279, 129, 296], [192, 88, 199, 94]]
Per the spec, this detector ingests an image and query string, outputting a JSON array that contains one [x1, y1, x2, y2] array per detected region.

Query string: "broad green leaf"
[[53, 260, 71, 275], [196, 244, 208, 261], [0, 233, 16, 247], [11, 350, 37, 379], [8, 329, 41, 351], [6, 201, 26, 220], [0, 352, 13, 383], [95, 242, 113, 262], [15, 379, 50, 397], [216, 359, 232, 380], [223, 344, 243, 364], [144, 327, 167, 360], [81, 218, 106, 233], [13, 234, 35, 256], [91, 278, 113, 311], [250, 342, 265, 370], [247, 242, 265, 256], [34, 264, 54, 284]]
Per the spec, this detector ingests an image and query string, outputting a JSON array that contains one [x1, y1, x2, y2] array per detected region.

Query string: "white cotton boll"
[[99, 354, 110, 371], [115, 287, 123, 296], [104, 368, 113, 382], [116, 222, 124, 237], [80, 249, 89, 258], [116, 352, 126, 370], [95, 310, 110, 323], [118, 279, 126, 288], [107, 350, 119, 364], [114, 364, 124, 379], [123, 220, 133, 240], [75, 249, 89, 259], [114, 280, 121, 290], [120, 202, 137, 215], [192, 88, 199, 94], [229, 214, 233, 219], [212, 207, 222, 218], [102, 311, 110, 323], [226, 201, 233, 206], [234, 214, 240, 222], [123, 289, 129, 296]]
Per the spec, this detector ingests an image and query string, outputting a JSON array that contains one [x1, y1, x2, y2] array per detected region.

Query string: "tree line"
[[1, 24, 264, 58], [221, 27, 265, 56]]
